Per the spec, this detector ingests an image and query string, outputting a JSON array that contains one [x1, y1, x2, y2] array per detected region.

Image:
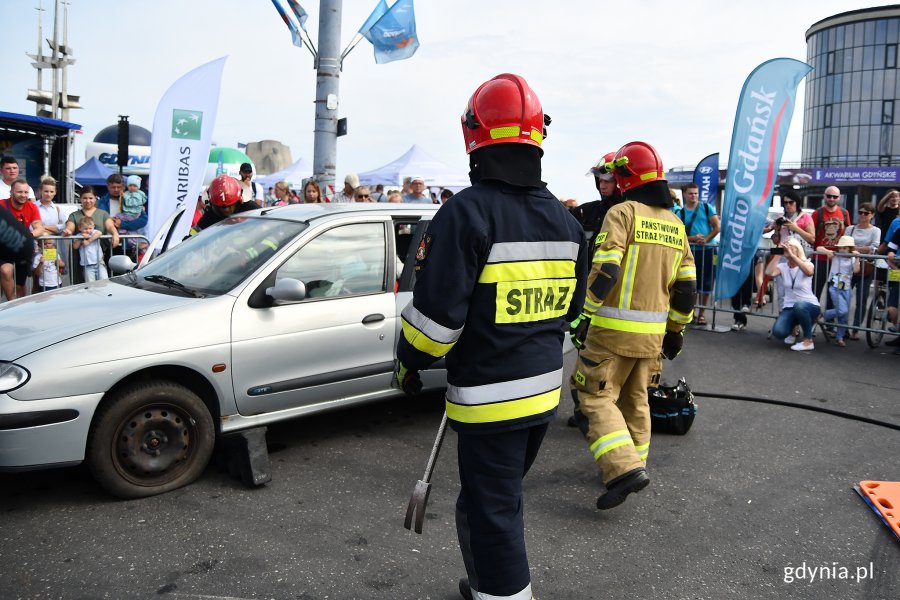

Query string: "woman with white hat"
[[765, 236, 820, 351], [815, 235, 860, 346]]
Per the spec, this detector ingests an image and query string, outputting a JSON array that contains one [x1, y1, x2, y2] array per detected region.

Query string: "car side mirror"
[[108, 255, 137, 274], [265, 278, 307, 303]]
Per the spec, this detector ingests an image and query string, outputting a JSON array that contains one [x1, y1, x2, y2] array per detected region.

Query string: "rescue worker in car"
[[191, 174, 279, 266], [395, 73, 588, 600], [191, 174, 259, 235], [569, 141, 696, 510], [567, 151, 625, 433]]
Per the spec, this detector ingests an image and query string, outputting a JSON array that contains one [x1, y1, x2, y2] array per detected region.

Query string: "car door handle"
[[362, 313, 385, 324]]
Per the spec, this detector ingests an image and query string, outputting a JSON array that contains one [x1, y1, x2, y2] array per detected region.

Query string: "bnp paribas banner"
[[714, 58, 811, 301], [147, 57, 227, 247]]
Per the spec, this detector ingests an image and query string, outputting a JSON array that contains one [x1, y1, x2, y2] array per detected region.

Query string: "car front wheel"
[[87, 381, 215, 499]]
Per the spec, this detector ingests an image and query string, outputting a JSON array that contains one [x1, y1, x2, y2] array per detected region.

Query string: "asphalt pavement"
[[1, 311, 899, 600]]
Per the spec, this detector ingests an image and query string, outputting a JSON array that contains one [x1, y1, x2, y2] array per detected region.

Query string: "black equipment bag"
[[648, 377, 696, 435]]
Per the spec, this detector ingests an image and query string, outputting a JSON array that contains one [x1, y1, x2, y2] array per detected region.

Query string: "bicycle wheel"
[[866, 288, 888, 348]]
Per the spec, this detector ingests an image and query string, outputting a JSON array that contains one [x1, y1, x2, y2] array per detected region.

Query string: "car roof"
[[249, 202, 440, 224]]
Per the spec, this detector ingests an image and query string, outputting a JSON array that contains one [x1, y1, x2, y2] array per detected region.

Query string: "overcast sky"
[[2, 0, 874, 200]]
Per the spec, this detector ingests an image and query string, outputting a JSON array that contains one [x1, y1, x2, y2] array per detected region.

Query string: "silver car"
[[0, 203, 447, 498]]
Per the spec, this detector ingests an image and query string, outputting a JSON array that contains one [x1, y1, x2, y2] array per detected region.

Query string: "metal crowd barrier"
[[24, 234, 150, 295], [690, 242, 900, 342]]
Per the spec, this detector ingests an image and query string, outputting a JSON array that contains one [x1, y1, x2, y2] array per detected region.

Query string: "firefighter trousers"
[[456, 424, 547, 600], [571, 345, 660, 484]]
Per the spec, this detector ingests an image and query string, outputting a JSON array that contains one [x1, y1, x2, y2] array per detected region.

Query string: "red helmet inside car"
[[208, 175, 242, 207]]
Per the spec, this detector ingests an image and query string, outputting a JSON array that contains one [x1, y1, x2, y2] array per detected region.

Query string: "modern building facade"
[[803, 5, 900, 168]]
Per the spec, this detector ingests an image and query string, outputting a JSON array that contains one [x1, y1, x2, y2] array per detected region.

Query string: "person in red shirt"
[[1, 179, 45, 299], [811, 185, 851, 303]]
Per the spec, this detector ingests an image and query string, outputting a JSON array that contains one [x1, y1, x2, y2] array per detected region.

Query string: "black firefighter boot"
[[596, 467, 650, 510]]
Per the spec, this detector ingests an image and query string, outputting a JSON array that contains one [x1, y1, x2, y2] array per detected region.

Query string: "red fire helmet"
[[461, 73, 549, 155], [208, 174, 242, 207], [611, 141, 666, 192], [586, 151, 617, 180]]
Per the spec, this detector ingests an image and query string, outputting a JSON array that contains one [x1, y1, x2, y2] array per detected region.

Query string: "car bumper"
[[0, 392, 104, 470]]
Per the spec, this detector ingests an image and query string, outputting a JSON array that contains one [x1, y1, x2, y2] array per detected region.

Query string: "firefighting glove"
[[661, 330, 684, 360], [569, 313, 591, 350], [394, 360, 423, 396]]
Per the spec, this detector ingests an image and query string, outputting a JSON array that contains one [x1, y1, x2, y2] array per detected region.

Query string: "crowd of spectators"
[[5, 153, 898, 357], [0, 156, 461, 300]]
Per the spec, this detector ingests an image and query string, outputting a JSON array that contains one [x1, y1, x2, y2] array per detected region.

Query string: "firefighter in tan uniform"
[[569, 141, 697, 509]]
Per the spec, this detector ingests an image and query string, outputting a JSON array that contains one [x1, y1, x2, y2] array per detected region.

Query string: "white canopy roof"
[[257, 157, 313, 188], [358, 144, 470, 188]]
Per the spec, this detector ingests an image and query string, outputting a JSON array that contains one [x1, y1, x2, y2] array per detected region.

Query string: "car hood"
[[0, 279, 196, 360]]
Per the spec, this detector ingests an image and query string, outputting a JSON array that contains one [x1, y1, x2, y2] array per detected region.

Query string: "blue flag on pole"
[[286, 0, 309, 32], [714, 58, 812, 301], [270, 0, 304, 48], [359, 0, 389, 35], [693, 153, 719, 206], [364, 0, 419, 64]]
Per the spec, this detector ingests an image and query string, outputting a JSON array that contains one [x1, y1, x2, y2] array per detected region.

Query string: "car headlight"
[[0, 362, 30, 393]]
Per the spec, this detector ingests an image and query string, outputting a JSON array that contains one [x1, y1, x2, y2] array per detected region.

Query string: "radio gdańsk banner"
[[715, 58, 811, 301], [147, 57, 227, 246], [693, 153, 719, 206]]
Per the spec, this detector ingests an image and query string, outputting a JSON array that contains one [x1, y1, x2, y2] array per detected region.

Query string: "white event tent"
[[358, 144, 470, 189], [256, 157, 314, 188]]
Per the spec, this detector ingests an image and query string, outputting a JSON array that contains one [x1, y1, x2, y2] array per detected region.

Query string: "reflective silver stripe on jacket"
[[596, 306, 668, 323], [486, 241, 580, 263], [473, 583, 533, 600], [447, 368, 564, 405], [401, 302, 463, 344]]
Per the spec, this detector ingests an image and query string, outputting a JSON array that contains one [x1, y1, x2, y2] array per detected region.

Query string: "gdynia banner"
[[715, 58, 812, 301], [147, 57, 227, 246]]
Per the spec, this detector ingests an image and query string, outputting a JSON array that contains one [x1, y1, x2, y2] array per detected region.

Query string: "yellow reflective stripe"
[[402, 317, 455, 358], [590, 429, 634, 459], [591, 315, 667, 334], [261, 238, 278, 252], [446, 388, 559, 424], [478, 260, 575, 283], [635, 442, 650, 459], [677, 265, 696, 280], [592, 248, 623, 264], [530, 129, 543, 145], [668, 307, 693, 324], [490, 125, 520, 140], [618, 245, 639, 309], [583, 297, 601, 314], [668, 253, 681, 287], [639, 170, 662, 181]]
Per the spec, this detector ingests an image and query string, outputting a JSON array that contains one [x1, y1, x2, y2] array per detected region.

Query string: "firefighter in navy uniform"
[[395, 73, 588, 600], [191, 174, 259, 235], [567, 151, 625, 433], [569, 151, 625, 246], [569, 141, 696, 510]]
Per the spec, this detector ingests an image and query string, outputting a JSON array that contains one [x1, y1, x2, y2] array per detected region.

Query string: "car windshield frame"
[[124, 216, 308, 296]]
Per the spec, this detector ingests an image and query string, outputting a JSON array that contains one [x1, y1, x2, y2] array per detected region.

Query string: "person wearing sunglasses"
[[811, 186, 851, 309], [843, 202, 881, 339], [352, 186, 373, 202]]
